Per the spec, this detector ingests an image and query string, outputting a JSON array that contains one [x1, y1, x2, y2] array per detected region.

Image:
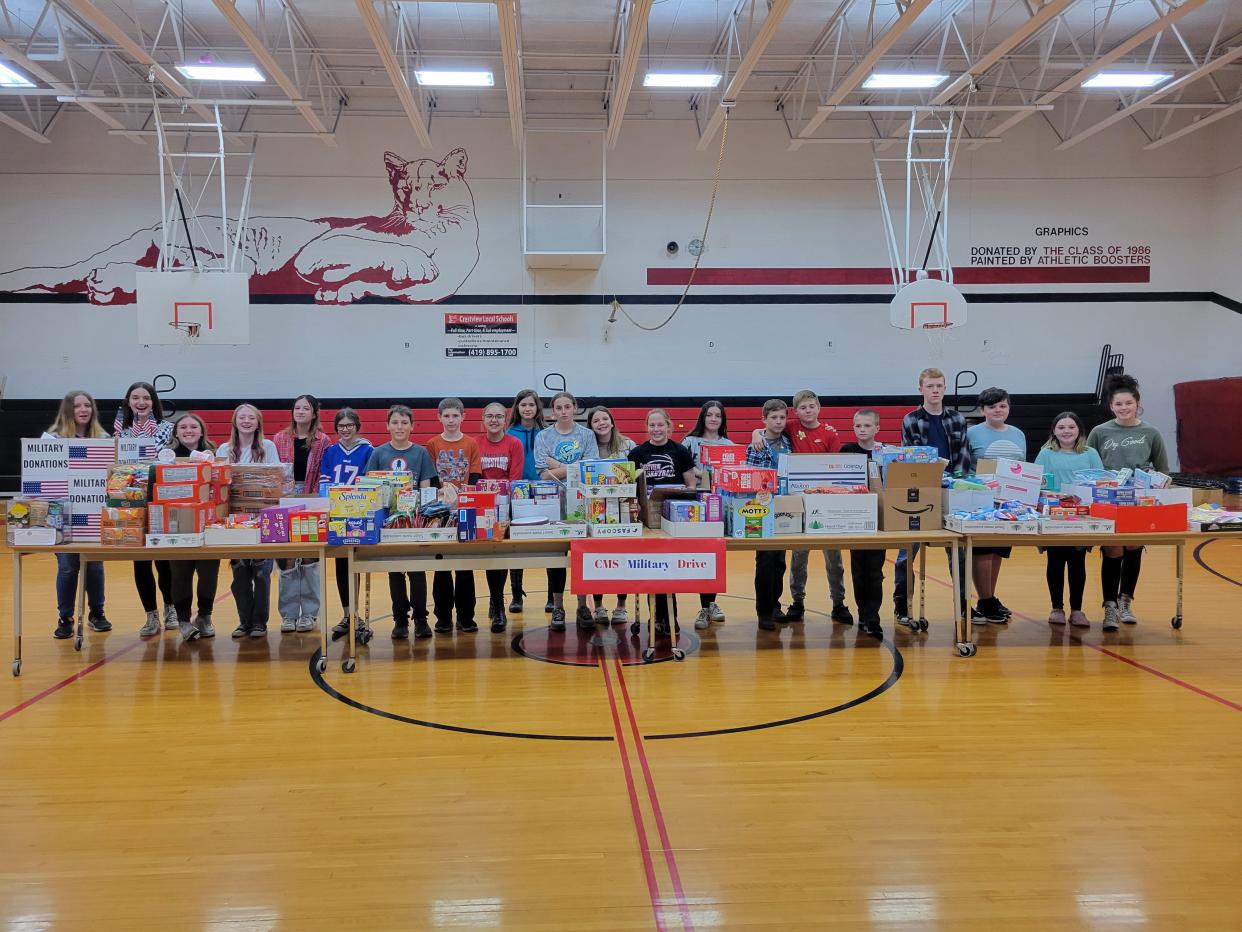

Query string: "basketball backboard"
[[135, 270, 251, 345], [889, 276, 967, 331]]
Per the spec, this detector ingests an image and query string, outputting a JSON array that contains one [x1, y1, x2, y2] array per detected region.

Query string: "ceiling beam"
[[0, 35, 132, 136], [977, 0, 1209, 146], [1057, 43, 1242, 149], [1145, 95, 1242, 149], [355, 0, 432, 148], [496, 0, 524, 148], [210, 0, 335, 145], [0, 110, 51, 143], [697, 0, 795, 151], [605, 0, 654, 149], [797, 0, 936, 140]]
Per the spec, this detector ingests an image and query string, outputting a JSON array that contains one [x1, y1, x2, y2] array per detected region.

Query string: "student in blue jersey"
[[505, 388, 546, 615], [319, 408, 374, 641], [1035, 412, 1105, 629], [365, 404, 438, 640], [534, 391, 599, 631], [966, 387, 1027, 624]]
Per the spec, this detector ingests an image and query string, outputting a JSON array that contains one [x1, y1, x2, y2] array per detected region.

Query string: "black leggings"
[[1045, 548, 1086, 611], [1101, 548, 1143, 604], [133, 560, 173, 612], [334, 558, 350, 609]]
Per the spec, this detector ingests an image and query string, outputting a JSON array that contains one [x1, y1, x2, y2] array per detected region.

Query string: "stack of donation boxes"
[[145, 460, 231, 546], [576, 459, 642, 538], [328, 473, 405, 545]]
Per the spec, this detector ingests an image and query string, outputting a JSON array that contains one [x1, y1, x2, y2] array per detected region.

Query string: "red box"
[[457, 490, 498, 516], [154, 461, 211, 484], [152, 481, 213, 504], [702, 445, 748, 469], [713, 466, 779, 493], [1090, 503, 1187, 533]]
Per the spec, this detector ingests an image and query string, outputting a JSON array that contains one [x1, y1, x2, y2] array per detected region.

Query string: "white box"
[[581, 483, 638, 498], [943, 489, 995, 514], [281, 496, 331, 510], [7, 527, 65, 546], [145, 533, 206, 548], [660, 518, 724, 538], [773, 495, 804, 535], [507, 522, 588, 540], [987, 474, 1042, 506], [778, 453, 869, 488], [588, 523, 643, 538], [1038, 518, 1116, 535], [511, 498, 562, 523], [380, 527, 458, 543], [803, 493, 878, 533], [204, 526, 261, 545], [987, 457, 1044, 482], [945, 517, 1040, 534]]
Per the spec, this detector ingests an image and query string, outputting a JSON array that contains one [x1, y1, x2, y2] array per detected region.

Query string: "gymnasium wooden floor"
[[2, 541, 1241, 930]]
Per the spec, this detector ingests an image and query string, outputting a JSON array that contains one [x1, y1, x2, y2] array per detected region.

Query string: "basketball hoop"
[[168, 320, 201, 338]]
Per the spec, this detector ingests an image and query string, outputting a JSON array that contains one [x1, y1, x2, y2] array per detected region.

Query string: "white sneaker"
[[139, 611, 161, 637], [162, 604, 179, 630], [1118, 595, 1138, 625], [694, 608, 711, 630], [295, 616, 315, 632], [280, 617, 297, 633], [594, 605, 609, 624], [610, 607, 628, 624], [707, 602, 725, 623], [1102, 601, 1120, 631]]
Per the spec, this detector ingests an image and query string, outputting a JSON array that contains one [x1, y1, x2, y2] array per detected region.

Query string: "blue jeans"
[[55, 554, 104, 619]]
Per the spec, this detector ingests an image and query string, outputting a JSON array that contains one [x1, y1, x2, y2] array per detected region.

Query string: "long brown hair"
[[585, 405, 629, 457], [118, 380, 165, 429], [1042, 411, 1088, 454], [289, 393, 322, 438], [47, 390, 108, 439], [508, 388, 546, 430], [227, 404, 268, 463], [172, 413, 216, 453]]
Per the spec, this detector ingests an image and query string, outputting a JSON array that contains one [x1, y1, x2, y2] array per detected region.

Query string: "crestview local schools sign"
[[570, 539, 727, 594]]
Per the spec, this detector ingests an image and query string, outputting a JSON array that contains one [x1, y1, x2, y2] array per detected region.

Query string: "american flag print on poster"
[[71, 511, 101, 542], [22, 479, 69, 497], [117, 438, 155, 461], [67, 440, 116, 469]]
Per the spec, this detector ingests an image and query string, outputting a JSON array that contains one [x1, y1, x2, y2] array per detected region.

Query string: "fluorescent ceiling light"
[[414, 70, 494, 87], [863, 73, 949, 90], [643, 72, 722, 89], [0, 62, 36, 88], [1081, 72, 1172, 89], [176, 64, 265, 82]]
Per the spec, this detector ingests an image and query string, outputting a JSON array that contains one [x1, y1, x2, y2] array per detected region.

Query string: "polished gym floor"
[[2, 540, 1241, 930]]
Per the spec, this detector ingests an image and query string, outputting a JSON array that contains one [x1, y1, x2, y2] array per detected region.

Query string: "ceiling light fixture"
[[1081, 72, 1172, 89], [643, 72, 722, 88], [862, 73, 949, 90], [0, 61, 36, 88], [414, 70, 495, 87], [176, 63, 265, 82]]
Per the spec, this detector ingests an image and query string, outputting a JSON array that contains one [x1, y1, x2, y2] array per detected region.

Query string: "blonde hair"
[[228, 404, 268, 463], [854, 408, 880, 425], [47, 390, 108, 439], [919, 367, 945, 385], [173, 413, 217, 453], [792, 389, 819, 408]]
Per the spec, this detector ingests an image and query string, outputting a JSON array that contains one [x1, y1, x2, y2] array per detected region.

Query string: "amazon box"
[[872, 460, 945, 531]]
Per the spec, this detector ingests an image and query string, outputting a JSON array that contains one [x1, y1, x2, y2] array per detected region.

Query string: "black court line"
[[1193, 539, 1242, 588]]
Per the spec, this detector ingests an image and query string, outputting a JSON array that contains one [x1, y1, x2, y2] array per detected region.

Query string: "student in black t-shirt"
[[841, 409, 885, 638], [628, 410, 697, 635]]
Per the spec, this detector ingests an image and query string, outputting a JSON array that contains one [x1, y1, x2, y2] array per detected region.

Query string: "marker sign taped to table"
[[570, 538, 726, 594]]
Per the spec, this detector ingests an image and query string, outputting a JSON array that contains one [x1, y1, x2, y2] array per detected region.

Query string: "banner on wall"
[[443, 312, 519, 358]]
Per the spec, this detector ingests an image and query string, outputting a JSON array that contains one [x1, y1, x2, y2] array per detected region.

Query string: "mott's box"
[[871, 460, 946, 531], [328, 485, 386, 517], [724, 491, 775, 539]]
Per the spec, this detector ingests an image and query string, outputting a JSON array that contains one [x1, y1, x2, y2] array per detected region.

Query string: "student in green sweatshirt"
[[1087, 375, 1170, 631]]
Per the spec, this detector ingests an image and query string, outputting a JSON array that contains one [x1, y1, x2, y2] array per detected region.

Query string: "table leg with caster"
[[1172, 543, 1184, 630], [953, 537, 975, 657], [343, 556, 357, 674], [315, 551, 328, 674], [917, 544, 929, 632], [12, 551, 22, 677], [670, 595, 685, 662], [74, 559, 87, 652]]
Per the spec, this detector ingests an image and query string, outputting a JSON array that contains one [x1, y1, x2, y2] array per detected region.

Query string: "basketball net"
[[168, 319, 201, 353], [921, 319, 954, 359]]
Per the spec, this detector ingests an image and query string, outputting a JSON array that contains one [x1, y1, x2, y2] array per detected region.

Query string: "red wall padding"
[[1174, 377, 1242, 474]]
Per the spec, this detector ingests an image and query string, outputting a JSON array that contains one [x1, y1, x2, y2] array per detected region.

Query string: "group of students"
[[42, 368, 1168, 643]]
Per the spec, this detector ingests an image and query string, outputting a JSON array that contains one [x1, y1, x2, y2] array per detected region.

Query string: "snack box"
[[697, 492, 722, 523], [7, 498, 69, 530], [945, 516, 1041, 534], [380, 527, 459, 543], [714, 467, 779, 494], [662, 499, 710, 522], [701, 445, 748, 469], [457, 490, 498, 518], [145, 533, 206, 548], [507, 521, 588, 541], [152, 481, 213, 504], [328, 510, 388, 545], [260, 505, 304, 544], [101, 506, 146, 527], [772, 495, 804, 536], [659, 517, 724, 538], [328, 485, 387, 517], [1090, 503, 1187, 534], [7, 527, 67, 546], [804, 492, 878, 534], [106, 463, 151, 504], [148, 502, 226, 535], [510, 480, 562, 501], [579, 459, 639, 486], [588, 522, 643, 538], [642, 485, 695, 528], [289, 510, 328, 543], [153, 461, 231, 485], [1038, 517, 1116, 535], [203, 525, 262, 545], [100, 526, 146, 547], [723, 491, 775, 539]]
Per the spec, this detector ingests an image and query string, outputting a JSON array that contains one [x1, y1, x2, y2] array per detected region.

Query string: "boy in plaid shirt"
[[750, 400, 792, 630]]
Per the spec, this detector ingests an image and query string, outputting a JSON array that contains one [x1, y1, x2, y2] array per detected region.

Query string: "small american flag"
[[71, 511, 102, 541], [22, 479, 69, 497], [68, 443, 115, 469]]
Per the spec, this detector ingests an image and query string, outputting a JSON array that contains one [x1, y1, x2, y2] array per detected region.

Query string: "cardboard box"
[[803, 492, 879, 533], [714, 467, 779, 494], [100, 526, 145, 547], [260, 505, 304, 544], [507, 521, 588, 540], [145, 533, 206, 548], [1090, 503, 1187, 533], [724, 491, 775, 539], [7, 527, 66, 546], [511, 497, 562, 524], [581, 483, 638, 499], [289, 510, 328, 543], [778, 453, 869, 491], [204, 526, 261, 545], [943, 489, 995, 514], [327, 510, 387, 545], [660, 517, 724, 538], [1192, 488, 1224, 507], [986, 474, 1043, 506], [153, 461, 219, 485], [772, 495, 804, 535], [872, 460, 945, 531], [987, 457, 1045, 483], [588, 522, 643, 538], [642, 486, 698, 528], [1038, 517, 1116, 535], [1190, 519, 1242, 533], [148, 502, 225, 534], [152, 481, 213, 504], [662, 500, 710, 522], [380, 527, 458, 543], [945, 516, 1040, 534]]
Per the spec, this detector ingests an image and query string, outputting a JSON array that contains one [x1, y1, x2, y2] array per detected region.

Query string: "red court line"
[[0, 639, 143, 724], [613, 657, 695, 932], [599, 658, 669, 932], [907, 558, 1242, 714]]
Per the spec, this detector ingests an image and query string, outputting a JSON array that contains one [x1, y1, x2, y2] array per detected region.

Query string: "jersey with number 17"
[[317, 441, 375, 496]]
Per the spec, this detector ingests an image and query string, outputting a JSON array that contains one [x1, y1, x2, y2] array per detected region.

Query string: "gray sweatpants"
[[278, 559, 322, 622], [789, 549, 847, 606]]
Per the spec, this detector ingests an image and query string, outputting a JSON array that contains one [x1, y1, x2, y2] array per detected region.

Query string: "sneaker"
[[694, 607, 712, 630], [893, 599, 910, 622], [414, 618, 433, 639], [544, 598, 554, 614], [180, 618, 201, 642], [1118, 595, 1138, 625], [392, 622, 409, 640], [861, 619, 884, 638], [758, 615, 777, 631], [293, 617, 313, 632], [249, 624, 267, 638], [54, 617, 74, 640], [1069, 611, 1091, 628], [594, 605, 609, 624], [87, 613, 112, 632], [969, 608, 988, 626], [434, 618, 453, 635], [979, 598, 1008, 623], [772, 607, 788, 623], [331, 617, 350, 641], [198, 617, 216, 638], [163, 605, 179, 630], [550, 607, 566, 631], [784, 600, 806, 621], [491, 601, 508, 634], [280, 617, 297, 633], [458, 617, 479, 633], [611, 606, 628, 625], [831, 603, 854, 626], [509, 596, 524, 614], [231, 623, 251, 639], [139, 611, 161, 637], [576, 605, 595, 630], [707, 602, 725, 623], [1102, 601, 1120, 632], [1048, 609, 1067, 626], [993, 599, 1014, 618]]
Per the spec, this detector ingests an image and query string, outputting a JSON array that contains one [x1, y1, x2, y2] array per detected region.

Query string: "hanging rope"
[[612, 105, 732, 332]]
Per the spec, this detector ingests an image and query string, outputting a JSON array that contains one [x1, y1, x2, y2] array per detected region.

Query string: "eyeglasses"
[[338, 422, 359, 430]]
